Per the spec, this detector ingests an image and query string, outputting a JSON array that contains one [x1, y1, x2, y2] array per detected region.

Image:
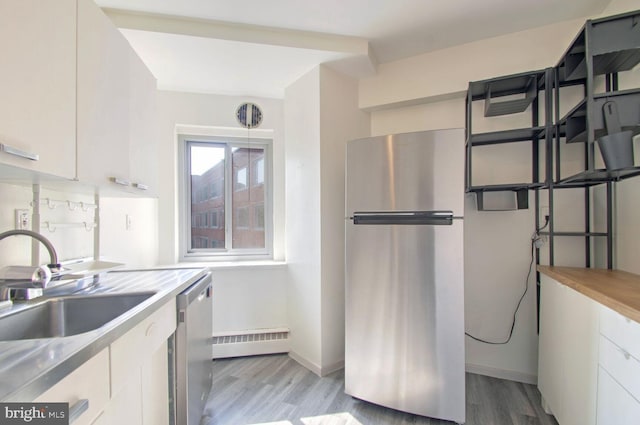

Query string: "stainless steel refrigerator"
[[345, 129, 465, 424]]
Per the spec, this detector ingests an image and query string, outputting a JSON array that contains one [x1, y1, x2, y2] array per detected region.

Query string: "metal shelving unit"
[[464, 10, 640, 333], [465, 69, 553, 210], [546, 10, 640, 270]]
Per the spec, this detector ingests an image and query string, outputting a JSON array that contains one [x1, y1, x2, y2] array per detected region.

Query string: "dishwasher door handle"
[[177, 273, 212, 309]]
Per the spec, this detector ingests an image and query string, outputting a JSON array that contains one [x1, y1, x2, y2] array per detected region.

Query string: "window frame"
[[178, 132, 273, 261]]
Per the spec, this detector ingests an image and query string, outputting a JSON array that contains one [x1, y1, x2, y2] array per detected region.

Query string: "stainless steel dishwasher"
[[173, 272, 213, 425]]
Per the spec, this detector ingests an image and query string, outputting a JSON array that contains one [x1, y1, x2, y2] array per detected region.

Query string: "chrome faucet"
[[0, 229, 60, 271]]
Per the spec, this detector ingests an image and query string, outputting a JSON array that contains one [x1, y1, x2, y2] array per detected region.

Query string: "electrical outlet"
[[15, 209, 30, 230], [125, 214, 132, 230], [540, 206, 549, 218]]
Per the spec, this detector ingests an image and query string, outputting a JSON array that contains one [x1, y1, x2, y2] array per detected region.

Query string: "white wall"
[[319, 66, 371, 372], [0, 182, 158, 269], [0, 183, 42, 267], [360, 4, 640, 382], [154, 90, 288, 336], [155, 91, 286, 264], [359, 19, 586, 110], [99, 197, 159, 267], [284, 67, 323, 369], [605, 0, 640, 275], [284, 66, 370, 375], [211, 264, 288, 331], [0, 184, 97, 267]]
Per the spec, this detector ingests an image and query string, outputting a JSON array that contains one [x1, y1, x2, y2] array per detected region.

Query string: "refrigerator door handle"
[[350, 210, 457, 225]]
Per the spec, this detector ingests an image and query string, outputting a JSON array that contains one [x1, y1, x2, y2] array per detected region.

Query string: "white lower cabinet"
[[537, 275, 599, 425], [597, 305, 640, 424], [597, 366, 640, 425], [538, 274, 640, 425], [101, 368, 143, 425], [34, 348, 110, 425], [33, 298, 177, 425], [106, 298, 176, 425], [142, 340, 171, 425]]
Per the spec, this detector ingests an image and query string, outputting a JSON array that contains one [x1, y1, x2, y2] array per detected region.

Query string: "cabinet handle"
[[145, 322, 156, 337], [69, 399, 89, 424], [617, 346, 631, 360], [109, 177, 131, 187], [0, 143, 39, 161], [132, 182, 149, 191]]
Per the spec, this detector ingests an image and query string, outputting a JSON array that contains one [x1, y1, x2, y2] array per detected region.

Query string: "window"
[[253, 158, 264, 185], [254, 204, 265, 230], [234, 166, 247, 191], [180, 134, 271, 260]]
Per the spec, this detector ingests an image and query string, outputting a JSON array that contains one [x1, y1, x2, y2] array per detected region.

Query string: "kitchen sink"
[[0, 292, 155, 341]]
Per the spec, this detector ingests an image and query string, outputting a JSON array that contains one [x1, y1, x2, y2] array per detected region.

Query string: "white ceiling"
[[95, 0, 611, 98]]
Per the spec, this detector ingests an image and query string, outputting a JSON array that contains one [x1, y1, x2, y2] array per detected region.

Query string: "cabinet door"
[[538, 275, 565, 418], [597, 366, 640, 425], [563, 285, 599, 425], [538, 275, 599, 425], [34, 349, 110, 425], [101, 367, 143, 425], [0, 0, 76, 179], [76, 0, 130, 188], [128, 48, 158, 196], [110, 299, 176, 394], [142, 340, 170, 425]]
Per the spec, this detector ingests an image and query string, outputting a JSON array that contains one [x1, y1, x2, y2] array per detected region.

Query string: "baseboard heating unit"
[[211, 327, 290, 358]]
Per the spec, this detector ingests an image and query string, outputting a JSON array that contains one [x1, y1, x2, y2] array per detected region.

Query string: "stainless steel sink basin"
[[0, 292, 155, 341]]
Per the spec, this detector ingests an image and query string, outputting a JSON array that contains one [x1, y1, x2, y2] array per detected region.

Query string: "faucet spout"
[[0, 229, 60, 271]]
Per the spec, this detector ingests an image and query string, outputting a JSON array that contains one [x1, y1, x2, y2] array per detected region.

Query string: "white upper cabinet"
[[0, 0, 77, 179], [128, 48, 159, 197], [0, 0, 158, 195], [76, 0, 131, 189], [76, 0, 158, 195]]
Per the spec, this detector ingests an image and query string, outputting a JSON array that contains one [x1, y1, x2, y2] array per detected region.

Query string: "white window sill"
[[174, 260, 287, 271]]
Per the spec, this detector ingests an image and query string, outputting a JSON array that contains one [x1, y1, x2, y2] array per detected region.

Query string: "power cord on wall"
[[465, 216, 549, 345]]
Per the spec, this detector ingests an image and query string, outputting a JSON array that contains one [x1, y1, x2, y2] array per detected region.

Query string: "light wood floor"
[[201, 354, 558, 425]]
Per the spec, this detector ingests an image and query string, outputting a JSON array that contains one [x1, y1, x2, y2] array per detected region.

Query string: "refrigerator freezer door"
[[345, 130, 464, 216], [345, 129, 465, 423]]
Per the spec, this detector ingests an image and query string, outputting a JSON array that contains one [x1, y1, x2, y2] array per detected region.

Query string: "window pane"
[[232, 147, 266, 249], [190, 143, 225, 250], [253, 158, 264, 185]]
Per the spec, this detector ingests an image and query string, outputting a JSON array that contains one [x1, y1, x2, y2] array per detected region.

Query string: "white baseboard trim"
[[320, 360, 345, 376], [465, 363, 537, 385], [212, 339, 289, 359], [288, 351, 344, 377], [288, 351, 322, 376]]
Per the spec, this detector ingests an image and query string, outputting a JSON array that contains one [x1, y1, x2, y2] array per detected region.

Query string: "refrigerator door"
[[345, 129, 465, 423], [345, 130, 464, 216]]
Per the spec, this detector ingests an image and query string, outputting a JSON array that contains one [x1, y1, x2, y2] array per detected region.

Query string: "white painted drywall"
[[284, 65, 370, 374], [0, 183, 156, 268], [0, 183, 40, 267], [153, 90, 288, 337], [154, 90, 285, 264], [318, 66, 370, 372], [99, 197, 159, 267], [359, 19, 585, 110], [605, 0, 640, 275], [210, 264, 288, 332], [284, 66, 323, 369], [600, 0, 640, 16]]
